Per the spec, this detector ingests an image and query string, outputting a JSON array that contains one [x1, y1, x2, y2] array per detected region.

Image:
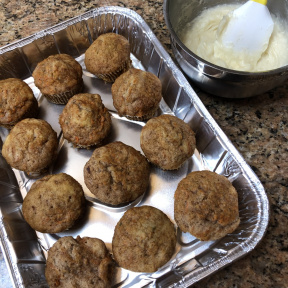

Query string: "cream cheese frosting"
[[180, 4, 288, 72]]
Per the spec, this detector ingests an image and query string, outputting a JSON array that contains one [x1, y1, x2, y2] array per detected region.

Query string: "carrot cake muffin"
[[22, 173, 86, 233], [111, 68, 162, 120], [84, 141, 150, 206], [140, 114, 196, 170], [0, 78, 38, 129], [84, 33, 131, 82], [2, 118, 58, 177], [174, 170, 240, 241], [32, 54, 83, 104], [59, 93, 112, 148], [112, 205, 177, 273], [45, 236, 115, 288]]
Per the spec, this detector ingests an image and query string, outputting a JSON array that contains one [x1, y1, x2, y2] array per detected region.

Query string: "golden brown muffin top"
[[32, 54, 83, 95], [22, 173, 86, 233], [84, 141, 150, 205], [112, 205, 176, 273], [111, 68, 162, 119], [174, 170, 240, 241], [45, 236, 114, 288], [140, 114, 196, 170], [84, 33, 131, 75], [59, 93, 112, 148], [2, 118, 58, 173], [0, 78, 38, 126]]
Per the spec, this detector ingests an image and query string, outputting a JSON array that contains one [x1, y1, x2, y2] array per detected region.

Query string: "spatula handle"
[[251, 0, 267, 5]]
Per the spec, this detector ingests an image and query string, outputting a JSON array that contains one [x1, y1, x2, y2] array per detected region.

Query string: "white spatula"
[[219, 0, 274, 59]]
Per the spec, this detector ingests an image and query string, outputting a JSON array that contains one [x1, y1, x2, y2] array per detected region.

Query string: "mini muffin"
[[140, 114, 196, 170], [111, 68, 162, 121], [2, 118, 58, 177], [174, 170, 240, 241], [84, 141, 150, 206], [0, 78, 38, 129], [22, 173, 86, 233], [32, 54, 83, 104], [45, 236, 115, 288], [84, 33, 132, 82], [59, 93, 112, 148], [112, 205, 176, 273]]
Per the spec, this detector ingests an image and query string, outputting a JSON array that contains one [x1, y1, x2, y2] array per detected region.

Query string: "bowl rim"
[[163, 0, 288, 77]]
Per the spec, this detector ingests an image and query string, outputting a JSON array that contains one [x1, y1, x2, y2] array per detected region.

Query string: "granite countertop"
[[0, 0, 287, 287]]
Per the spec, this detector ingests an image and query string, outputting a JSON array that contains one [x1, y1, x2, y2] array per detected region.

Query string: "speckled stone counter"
[[0, 1, 287, 287]]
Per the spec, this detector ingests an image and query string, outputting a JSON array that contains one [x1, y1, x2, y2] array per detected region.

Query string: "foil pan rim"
[[0, 6, 269, 288]]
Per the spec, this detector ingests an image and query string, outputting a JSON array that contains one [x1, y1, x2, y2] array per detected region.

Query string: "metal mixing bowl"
[[163, 0, 288, 98]]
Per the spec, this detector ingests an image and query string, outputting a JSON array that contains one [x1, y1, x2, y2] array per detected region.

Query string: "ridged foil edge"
[[0, 6, 269, 288]]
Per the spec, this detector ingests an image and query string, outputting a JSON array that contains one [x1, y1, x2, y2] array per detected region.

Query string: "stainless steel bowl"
[[163, 0, 288, 98]]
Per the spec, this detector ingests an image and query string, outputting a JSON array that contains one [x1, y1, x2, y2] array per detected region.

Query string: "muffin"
[[32, 54, 83, 104], [84, 33, 132, 82], [22, 173, 86, 233], [140, 114, 196, 170], [0, 78, 38, 129], [174, 170, 240, 241], [2, 118, 58, 177], [45, 236, 115, 288], [59, 93, 112, 148], [111, 68, 162, 120], [112, 205, 177, 273], [84, 141, 150, 206]]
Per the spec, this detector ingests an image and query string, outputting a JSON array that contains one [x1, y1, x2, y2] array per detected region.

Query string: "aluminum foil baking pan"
[[0, 6, 269, 288]]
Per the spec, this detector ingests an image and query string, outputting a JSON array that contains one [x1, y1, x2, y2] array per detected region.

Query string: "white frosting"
[[180, 4, 288, 72]]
